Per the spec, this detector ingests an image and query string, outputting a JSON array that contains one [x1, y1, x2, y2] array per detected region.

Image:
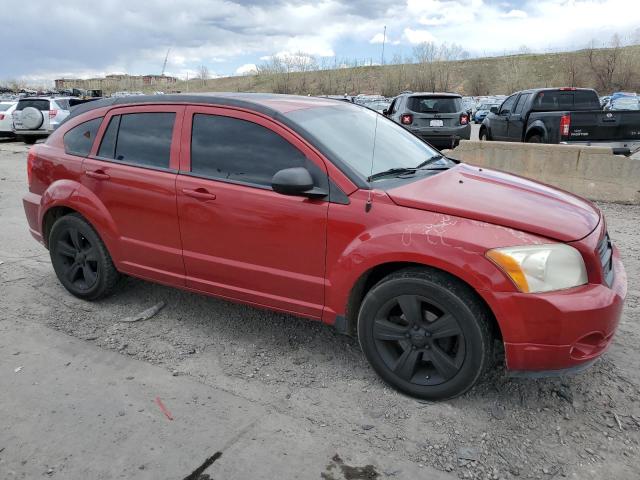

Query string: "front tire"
[[479, 128, 489, 141], [49, 213, 121, 300], [357, 268, 493, 400]]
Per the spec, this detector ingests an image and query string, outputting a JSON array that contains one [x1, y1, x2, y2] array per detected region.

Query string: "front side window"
[[97, 112, 175, 169], [499, 95, 517, 115], [190, 114, 308, 186], [63, 117, 103, 157]]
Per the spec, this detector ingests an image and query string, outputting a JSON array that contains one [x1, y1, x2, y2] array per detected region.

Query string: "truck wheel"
[[526, 134, 542, 143], [49, 213, 121, 300], [357, 268, 493, 400]]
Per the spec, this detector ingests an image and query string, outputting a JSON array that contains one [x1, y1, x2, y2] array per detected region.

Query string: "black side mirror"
[[490, 106, 499, 114], [382, 108, 389, 116], [272, 167, 327, 198]]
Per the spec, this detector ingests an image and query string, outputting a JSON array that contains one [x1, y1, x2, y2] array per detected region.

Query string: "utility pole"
[[380, 25, 386, 66]]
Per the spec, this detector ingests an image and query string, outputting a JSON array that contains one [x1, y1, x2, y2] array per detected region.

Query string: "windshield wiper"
[[367, 167, 417, 181], [415, 154, 446, 169]]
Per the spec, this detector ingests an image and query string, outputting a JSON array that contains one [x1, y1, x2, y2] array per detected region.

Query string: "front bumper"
[[494, 250, 627, 373]]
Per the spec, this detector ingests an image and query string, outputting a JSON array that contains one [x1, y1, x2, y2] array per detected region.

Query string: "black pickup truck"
[[479, 88, 640, 155]]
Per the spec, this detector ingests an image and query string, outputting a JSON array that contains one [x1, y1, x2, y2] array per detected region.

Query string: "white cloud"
[[235, 63, 258, 75], [369, 33, 385, 44], [501, 9, 527, 18], [402, 27, 436, 45]]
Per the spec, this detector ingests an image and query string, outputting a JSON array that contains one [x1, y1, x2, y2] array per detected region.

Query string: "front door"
[[176, 106, 330, 318], [491, 94, 517, 141], [82, 105, 186, 286]]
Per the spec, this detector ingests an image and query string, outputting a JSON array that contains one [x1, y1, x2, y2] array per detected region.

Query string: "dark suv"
[[385, 92, 471, 149]]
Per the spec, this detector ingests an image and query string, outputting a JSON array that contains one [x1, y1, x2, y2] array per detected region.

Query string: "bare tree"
[[564, 53, 583, 87], [586, 36, 622, 92], [197, 65, 210, 86]]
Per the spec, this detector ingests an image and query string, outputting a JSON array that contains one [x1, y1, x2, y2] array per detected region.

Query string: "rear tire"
[[357, 268, 493, 400], [526, 134, 542, 143], [23, 137, 37, 145], [49, 213, 121, 300]]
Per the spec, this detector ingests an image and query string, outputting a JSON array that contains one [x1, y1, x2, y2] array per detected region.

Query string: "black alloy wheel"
[[358, 268, 493, 400], [49, 213, 121, 300]]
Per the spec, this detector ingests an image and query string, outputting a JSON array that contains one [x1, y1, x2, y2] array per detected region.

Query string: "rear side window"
[[63, 117, 103, 157], [16, 99, 50, 111], [513, 93, 531, 114], [407, 96, 462, 113], [54, 99, 70, 110], [190, 114, 307, 187], [97, 112, 175, 169]]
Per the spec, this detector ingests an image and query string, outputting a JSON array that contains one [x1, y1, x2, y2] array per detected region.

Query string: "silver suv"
[[385, 92, 471, 149], [12, 97, 72, 144]]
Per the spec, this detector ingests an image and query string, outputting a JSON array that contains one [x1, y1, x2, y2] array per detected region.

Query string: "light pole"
[[381, 25, 386, 66]]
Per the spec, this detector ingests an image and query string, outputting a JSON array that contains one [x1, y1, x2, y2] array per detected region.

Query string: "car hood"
[[386, 163, 600, 242]]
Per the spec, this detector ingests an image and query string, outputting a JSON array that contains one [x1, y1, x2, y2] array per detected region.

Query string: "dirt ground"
[[1, 139, 639, 479]]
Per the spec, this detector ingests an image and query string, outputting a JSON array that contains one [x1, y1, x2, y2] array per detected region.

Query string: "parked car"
[[473, 102, 500, 124], [363, 99, 391, 113], [607, 95, 639, 111], [23, 93, 626, 400], [0, 101, 17, 138], [480, 87, 640, 154], [12, 97, 72, 144], [461, 96, 475, 117], [385, 92, 471, 149]]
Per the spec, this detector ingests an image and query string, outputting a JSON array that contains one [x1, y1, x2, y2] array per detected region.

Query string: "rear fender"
[[40, 180, 120, 256], [525, 120, 547, 142]]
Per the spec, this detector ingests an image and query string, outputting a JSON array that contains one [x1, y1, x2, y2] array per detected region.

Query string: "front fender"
[[324, 210, 544, 323], [40, 179, 121, 256]]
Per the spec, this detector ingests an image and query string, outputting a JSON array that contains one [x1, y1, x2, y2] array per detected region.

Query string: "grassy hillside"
[[168, 44, 640, 97]]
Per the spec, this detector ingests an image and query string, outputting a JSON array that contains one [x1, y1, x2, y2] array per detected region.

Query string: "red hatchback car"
[[23, 94, 627, 400]]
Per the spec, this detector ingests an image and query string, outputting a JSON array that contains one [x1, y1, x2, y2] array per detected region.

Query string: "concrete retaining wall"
[[446, 141, 640, 204]]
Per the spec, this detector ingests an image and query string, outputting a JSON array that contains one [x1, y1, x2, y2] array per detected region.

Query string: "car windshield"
[[407, 96, 462, 113], [287, 104, 449, 181]]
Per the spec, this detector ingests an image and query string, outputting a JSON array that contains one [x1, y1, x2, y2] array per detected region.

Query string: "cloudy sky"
[[2, 0, 639, 84]]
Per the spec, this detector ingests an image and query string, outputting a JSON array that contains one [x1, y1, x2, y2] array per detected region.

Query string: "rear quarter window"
[[63, 117, 103, 157], [407, 96, 462, 113], [54, 99, 71, 110]]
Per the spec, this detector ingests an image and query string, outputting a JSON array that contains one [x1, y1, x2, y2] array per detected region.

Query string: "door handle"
[[85, 170, 110, 180], [181, 188, 217, 201]]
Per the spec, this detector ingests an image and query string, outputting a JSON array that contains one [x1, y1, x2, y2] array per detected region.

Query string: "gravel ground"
[[1, 139, 639, 479]]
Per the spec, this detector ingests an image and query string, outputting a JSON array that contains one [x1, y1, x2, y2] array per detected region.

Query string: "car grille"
[[597, 232, 614, 287]]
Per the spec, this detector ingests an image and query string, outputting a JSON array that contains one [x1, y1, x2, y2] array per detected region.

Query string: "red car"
[[23, 94, 627, 400]]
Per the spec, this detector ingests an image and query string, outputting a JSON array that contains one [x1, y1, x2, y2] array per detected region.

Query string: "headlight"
[[486, 244, 587, 293]]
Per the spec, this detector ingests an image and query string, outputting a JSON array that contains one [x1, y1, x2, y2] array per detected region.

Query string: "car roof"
[[404, 92, 462, 98], [67, 93, 343, 121]]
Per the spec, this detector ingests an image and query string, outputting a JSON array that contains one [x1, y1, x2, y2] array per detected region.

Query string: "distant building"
[[55, 74, 178, 93]]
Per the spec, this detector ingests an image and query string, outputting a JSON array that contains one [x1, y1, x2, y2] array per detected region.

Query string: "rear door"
[[406, 95, 462, 128], [175, 106, 330, 318], [491, 94, 517, 141], [82, 105, 186, 286]]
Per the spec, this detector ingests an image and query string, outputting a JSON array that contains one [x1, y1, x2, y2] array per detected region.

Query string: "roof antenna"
[[366, 111, 380, 213]]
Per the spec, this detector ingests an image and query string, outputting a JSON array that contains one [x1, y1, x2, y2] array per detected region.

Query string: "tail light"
[[27, 149, 35, 187], [559, 87, 577, 91], [0, 114, 4, 121], [460, 113, 469, 125], [400, 114, 413, 125], [49, 109, 58, 119], [560, 114, 571, 136]]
